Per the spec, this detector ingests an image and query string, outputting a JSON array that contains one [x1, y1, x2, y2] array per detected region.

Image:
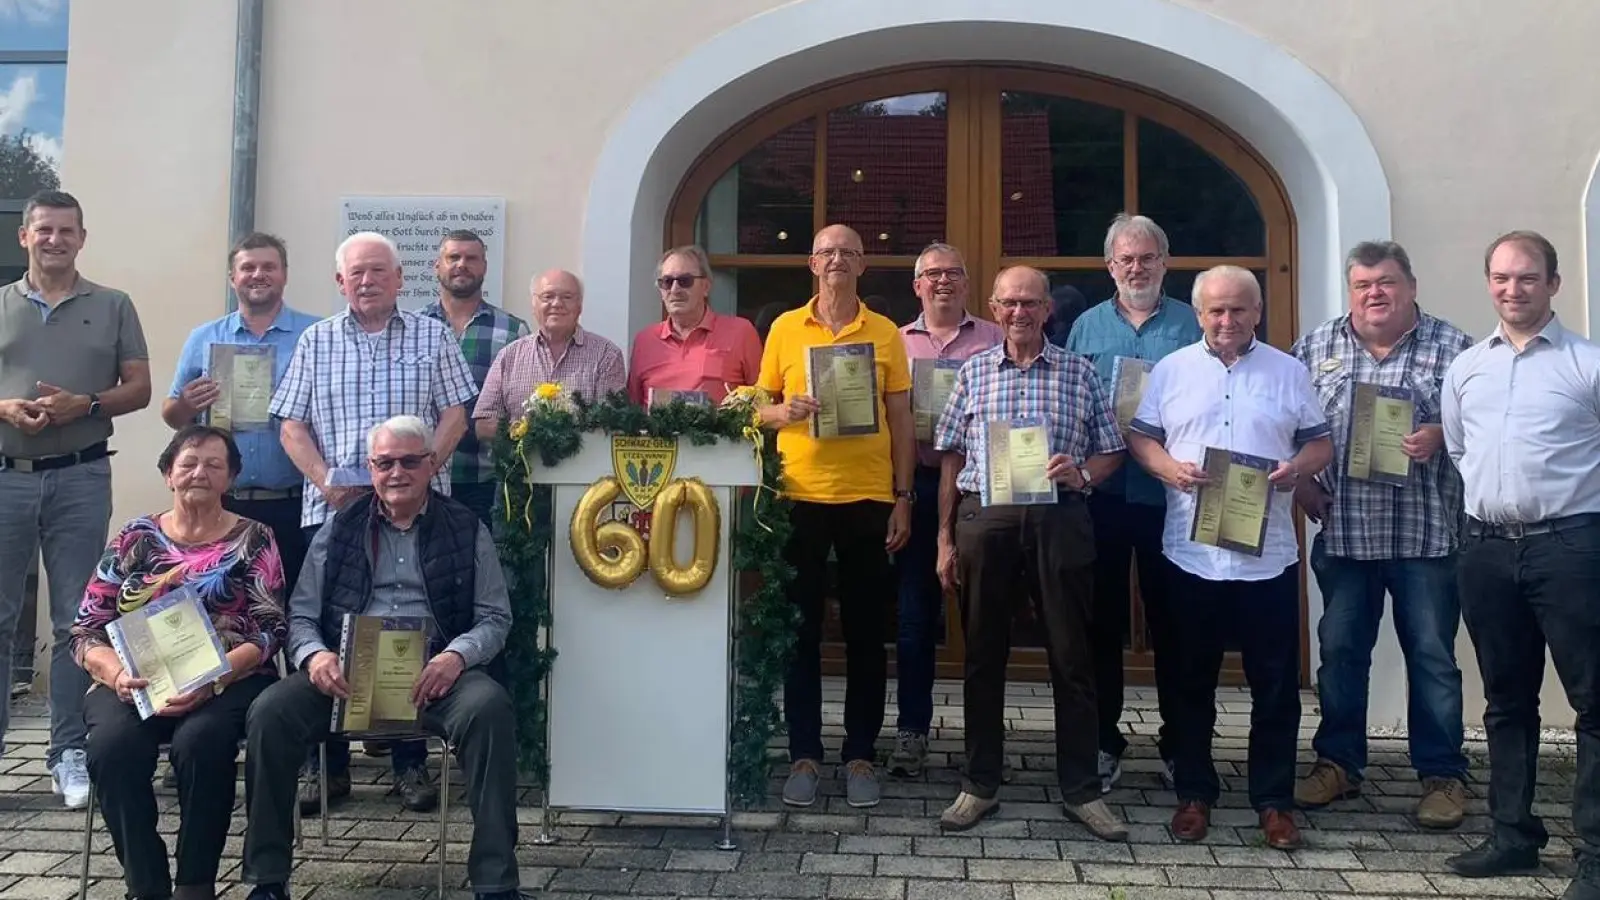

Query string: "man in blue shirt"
[[1065, 214, 1203, 793], [164, 232, 321, 583]]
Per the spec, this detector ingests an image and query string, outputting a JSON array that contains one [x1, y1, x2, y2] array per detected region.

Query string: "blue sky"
[[0, 0, 69, 172]]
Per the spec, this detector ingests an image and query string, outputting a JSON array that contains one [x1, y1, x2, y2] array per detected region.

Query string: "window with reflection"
[[2, 0, 70, 288]]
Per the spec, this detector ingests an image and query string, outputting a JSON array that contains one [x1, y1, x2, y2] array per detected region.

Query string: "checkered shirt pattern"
[[933, 342, 1125, 495], [270, 308, 478, 527], [418, 301, 530, 485], [1291, 311, 1475, 560]]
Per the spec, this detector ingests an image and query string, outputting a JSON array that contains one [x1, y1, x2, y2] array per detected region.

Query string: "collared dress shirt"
[[1442, 315, 1600, 524], [626, 308, 762, 405], [901, 312, 1004, 469], [473, 327, 628, 425], [1131, 339, 1331, 582]]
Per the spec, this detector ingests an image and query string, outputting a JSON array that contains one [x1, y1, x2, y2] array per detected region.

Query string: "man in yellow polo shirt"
[[759, 223, 914, 809]]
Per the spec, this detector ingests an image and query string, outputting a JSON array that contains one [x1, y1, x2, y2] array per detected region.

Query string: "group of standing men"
[[0, 186, 1596, 900]]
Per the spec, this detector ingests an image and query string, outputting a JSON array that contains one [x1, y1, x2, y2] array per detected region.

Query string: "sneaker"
[[1294, 758, 1359, 808], [1415, 776, 1467, 830], [1064, 797, 1129, 842], [844, 759, 880, 809], [938, 791, 999, 831], [1097, 750, 1122, 794], [888, 730, 928, 778], [361, 740, 392, 758], [391, 763, 439, 813], [50, 748, 90, 809], [782, 759, 821, 807], [297, 765, 352, 816]]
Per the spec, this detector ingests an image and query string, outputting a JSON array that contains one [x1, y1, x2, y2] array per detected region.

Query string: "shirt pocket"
[[390, 351, 436, 405], [700, 348, 736, 381], [1407, 370, 1445, 423], [1312, 370, 1350, 415]]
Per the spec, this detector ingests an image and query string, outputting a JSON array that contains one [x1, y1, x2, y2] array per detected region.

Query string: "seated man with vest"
[[239, 415, 521, 900]]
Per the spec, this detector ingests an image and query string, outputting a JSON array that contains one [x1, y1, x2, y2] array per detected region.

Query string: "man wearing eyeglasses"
[[473, 269, 626, 439], [757, 224, 915, 810], [243, 415, 521, 900], [888, 242, 1002, 779], [627, 245, 762, 405], [1065, 214, 1202, 793]]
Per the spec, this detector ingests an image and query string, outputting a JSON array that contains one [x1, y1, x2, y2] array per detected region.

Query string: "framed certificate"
[[1189, 447, 1273, 556], [1346, 382, 1417, 486], [983, 415, 1056, 506], [1110, 356, 1154, 433], [911, 358, 962, 442], [207, 344, 276, 433], [646, 388, 712, 409], [330, 614, 432, 733], [105, 585, 233, 720], [806, 342, 880, 439]]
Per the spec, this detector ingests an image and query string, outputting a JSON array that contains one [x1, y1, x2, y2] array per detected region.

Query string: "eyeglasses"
[[1111, 253, 1163, 270], [811, 247, 863, 261], [369, 453, 431, 472], [656, 274, 704, 290], [536, 291, 579, 304], [993, 298, 1045, 312], [917, 267, 966, 282]]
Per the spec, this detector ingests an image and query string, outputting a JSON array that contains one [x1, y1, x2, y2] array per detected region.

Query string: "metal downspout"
[[226, 0, 264, 312]]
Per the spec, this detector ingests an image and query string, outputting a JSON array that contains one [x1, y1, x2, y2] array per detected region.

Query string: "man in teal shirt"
[[1065, 214, 1202, 793]]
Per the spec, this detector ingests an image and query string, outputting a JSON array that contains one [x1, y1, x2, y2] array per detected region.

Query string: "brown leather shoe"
[[1171, 801, 1210, 842], [1260, 809, 1304, 850]]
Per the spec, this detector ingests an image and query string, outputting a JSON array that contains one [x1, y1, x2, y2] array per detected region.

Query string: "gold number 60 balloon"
[[569, 476, 647, 589], [648, 477, 720, 596]]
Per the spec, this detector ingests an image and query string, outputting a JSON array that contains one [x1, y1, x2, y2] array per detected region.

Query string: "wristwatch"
[[1077, 466, 1094, 494], [212, 679, 227, 697], [87, 393, 103, 418], [894, 489, 914, 504]]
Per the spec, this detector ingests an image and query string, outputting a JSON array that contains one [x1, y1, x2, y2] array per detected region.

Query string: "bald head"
[[532, 268, 583, 336], [809, 224, 866, 293], [989, 266, 1050, 348]]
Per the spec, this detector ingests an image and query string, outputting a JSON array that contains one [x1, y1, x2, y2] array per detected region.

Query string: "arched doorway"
[[667, 64, 1298, 683]]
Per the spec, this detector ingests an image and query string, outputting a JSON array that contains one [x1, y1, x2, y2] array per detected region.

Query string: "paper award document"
[[1189, 447, 1273, 557], [806, 343, 880, 438], [330, 614, 430, 734], [1110, 356, 1154, 433], [207, 344, 276, 433], [646, 388, 712, 409], [105, 585, 232, 720], [1346, 382, 1417, 486], [911, 358, 962, 442], [983, 416, 1055, 506]]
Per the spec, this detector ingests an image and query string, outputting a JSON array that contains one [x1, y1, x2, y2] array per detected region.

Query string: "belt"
[[960, 488, 1085, 505], [1465, 513, 1600, 540], [228, 487, 303, 502], [0, 442, 112, 473]]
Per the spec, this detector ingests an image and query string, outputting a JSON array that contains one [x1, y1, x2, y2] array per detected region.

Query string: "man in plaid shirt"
[[419, 230, 529, 525], [1289, 241, 1475, 829]]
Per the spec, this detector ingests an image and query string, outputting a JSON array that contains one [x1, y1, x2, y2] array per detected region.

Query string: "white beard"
[[1121, 284, 1160, 311]]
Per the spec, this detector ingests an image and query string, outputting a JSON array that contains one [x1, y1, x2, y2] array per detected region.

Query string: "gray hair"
[[367, 415, 433, 455], [530, 268, 585, 299], [1103, 213, 1170, 260], [657, 245, 712, 280], [1345, 241, 1416, 284], [1191, 265, 1261, 308], [336, 231, 401, 273], [914, 242, 966, 278], [991, 265, 1050, 299]]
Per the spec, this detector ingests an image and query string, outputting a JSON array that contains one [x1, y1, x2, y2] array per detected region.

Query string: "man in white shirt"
[[1127, 266, 1332, 851], [1440, 231, 1600, 900]]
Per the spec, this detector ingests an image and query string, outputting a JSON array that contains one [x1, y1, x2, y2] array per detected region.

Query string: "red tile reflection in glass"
[[722, 119, 816, 255], [825, 94, 948, 255]]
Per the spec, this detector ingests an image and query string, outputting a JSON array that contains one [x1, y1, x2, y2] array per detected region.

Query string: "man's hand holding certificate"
[[1189, 447, 1274, 556], [1345, 382, 1418, 485], [806, 343, 880, 438], [983, 416, 1055, 506]]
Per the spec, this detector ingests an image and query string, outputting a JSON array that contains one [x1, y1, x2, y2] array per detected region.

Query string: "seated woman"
[[72, 425, 287, 900]]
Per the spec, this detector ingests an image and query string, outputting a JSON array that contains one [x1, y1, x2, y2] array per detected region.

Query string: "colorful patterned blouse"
[[70, 514, 288, 675]]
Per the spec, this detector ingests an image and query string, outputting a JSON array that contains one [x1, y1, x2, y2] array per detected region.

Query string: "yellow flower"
[[509, 419, 528, 441], [535, 382, 563, 401]]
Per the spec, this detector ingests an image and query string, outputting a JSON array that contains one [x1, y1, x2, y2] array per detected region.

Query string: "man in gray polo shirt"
[[0, 190, 151, 808]]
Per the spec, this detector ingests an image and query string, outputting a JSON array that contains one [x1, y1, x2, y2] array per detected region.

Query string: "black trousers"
[[242, 669, 521, 892], [223, 495, 307, 591], [84, 673, 275, 897], [784, 499, 892, 764], [1087, 491, 1180, 760], [451, 481, 498, 530], [1169, 564, 1302, 811], [1458, 520, 1600, 863], [954, 493, 1099, 803]]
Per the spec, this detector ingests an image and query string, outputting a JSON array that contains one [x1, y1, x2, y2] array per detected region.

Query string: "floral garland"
[[490, 385, 798, 806]]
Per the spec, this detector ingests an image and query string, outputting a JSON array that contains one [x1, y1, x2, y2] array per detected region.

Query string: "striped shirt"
[[933, 342, 1124, 496], [418, 300, 530, 485], [472, 327, 627, 426], [269, 308, 477, 527], [1292, 310, 1474, 560]]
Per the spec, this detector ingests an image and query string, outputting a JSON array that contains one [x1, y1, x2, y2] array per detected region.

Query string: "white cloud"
[[25, 131, 60, 171], [0, 72, 39, 136], [0, 0, 65, 25]]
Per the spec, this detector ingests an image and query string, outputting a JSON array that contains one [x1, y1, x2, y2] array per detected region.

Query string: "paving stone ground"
[[0, 680, 1582, 900]]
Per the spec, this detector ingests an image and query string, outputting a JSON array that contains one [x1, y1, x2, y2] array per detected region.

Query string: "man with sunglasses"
[[627, 245, 762, 405], [243, 415, 520, 900]]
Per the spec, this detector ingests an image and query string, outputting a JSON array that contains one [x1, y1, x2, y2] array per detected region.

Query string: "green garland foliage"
[[491, 391, 797, 806]]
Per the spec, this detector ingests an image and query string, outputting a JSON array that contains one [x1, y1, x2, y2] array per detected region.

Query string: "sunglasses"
[[656, 274, 704, 290], [369, 453, 431, 472]]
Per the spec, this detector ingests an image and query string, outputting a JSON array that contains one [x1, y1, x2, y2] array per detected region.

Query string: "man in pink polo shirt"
[[888, 242, 1003, 780], [627, 245, 762, 406]]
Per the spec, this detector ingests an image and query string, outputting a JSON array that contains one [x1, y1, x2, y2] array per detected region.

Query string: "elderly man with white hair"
[[1127, 265, 1332, 851], [269, 230, 478, 812], [241, 415, 519, 900]]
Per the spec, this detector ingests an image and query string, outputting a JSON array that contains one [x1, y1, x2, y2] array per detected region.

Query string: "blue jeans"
[[894, 466, 944, 735], [1308, 535, 1467, 782]]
